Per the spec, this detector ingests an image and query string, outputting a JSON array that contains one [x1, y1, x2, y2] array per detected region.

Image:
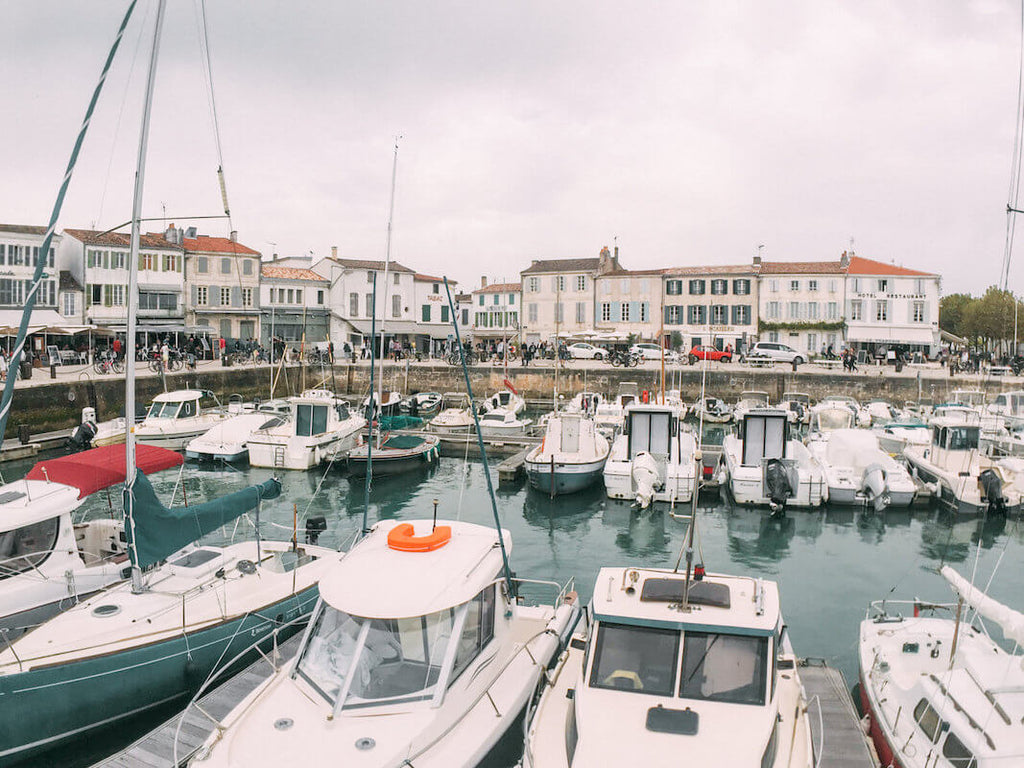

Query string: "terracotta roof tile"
[[64, 228, 183, 251], [845, 255, 935, 277], [328, 257, 415, 274], [0, 224, 48, 236], [473, 282, 521, 294], [521, 258, 601, 275], [662, 264, 756, 276], [414, 273, 457, 284], [182, 235, 260, 256], [759, 260, 845, 275], [261, 265, 328, 282]]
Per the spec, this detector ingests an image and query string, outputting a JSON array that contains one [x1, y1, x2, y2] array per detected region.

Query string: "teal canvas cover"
[[125, 471, 281, 569], [382, 434, 427, 450], [379, 415, 424, 430]]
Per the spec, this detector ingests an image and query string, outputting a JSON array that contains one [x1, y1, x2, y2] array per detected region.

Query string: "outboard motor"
[[631, 451, 661, 510], [305, 515, 328, 545], [67, 419, 97, 452], [764, 458, 795, 516], [979, 468, 1007, 515], [861, 463, 890, 512]]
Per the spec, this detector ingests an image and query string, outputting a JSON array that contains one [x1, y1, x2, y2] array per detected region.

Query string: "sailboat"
[[0, 6, 337, 761]]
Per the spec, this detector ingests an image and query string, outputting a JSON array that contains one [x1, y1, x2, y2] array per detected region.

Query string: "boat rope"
[[0, 0, 139, 442]]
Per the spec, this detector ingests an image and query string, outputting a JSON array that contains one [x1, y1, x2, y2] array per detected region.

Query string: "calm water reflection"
[[9, 452, 1023, 768]]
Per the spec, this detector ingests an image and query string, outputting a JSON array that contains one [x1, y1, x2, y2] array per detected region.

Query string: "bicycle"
[[93, 353, 124, 375], [446, 349, 478, 366]]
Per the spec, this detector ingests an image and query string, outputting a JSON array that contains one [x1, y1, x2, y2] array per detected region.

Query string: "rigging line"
[[1003, 0, 1024, 290], [0, 0, 140, 444], [193, 0, 231, 226]]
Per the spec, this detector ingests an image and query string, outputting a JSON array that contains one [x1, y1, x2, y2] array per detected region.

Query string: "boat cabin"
[[931, 419, 980, 454], [738, 410, 790, 466], [782, 392, 810, 406], [293, 520, 509, 714], [950, 389, 985, 409], [487, 391, 517, 411], [989, 390, 1024, 417], [294, 396, 351, 438], [623, 405, 680, 460], [808, 404, 854, 435], [144, 389, 215, 421], [738, 391, 770, 407]]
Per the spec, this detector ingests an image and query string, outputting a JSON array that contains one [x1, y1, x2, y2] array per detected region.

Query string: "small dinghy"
[[346, 432, 441, 476], [525, 413, 610, 495]]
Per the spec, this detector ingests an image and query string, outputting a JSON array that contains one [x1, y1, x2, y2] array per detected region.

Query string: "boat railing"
[[867, 598, 957, 620], [512, 575, 576, 609], [173, 611, 311, 765]]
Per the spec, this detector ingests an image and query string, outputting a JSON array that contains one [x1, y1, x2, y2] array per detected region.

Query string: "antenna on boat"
[[359, 273, 378, 541], [443, 277, 515, 599], [125, 0, 169, 593]]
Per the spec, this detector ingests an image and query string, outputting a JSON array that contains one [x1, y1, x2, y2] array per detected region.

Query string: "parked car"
[[629, 343, 667, 361], [746, 341, 805, 365], [687, 345, 732, 364], [566, 342, 606, 360]]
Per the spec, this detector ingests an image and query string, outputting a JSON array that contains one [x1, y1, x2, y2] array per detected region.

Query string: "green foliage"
[[959, 286, 1024, 347], [939, 293, 972, 338], [670, 331, 683, 350], [757, 320, 845, 333]]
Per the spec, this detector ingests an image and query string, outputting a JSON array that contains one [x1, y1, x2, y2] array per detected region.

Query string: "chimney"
[[164, 223, 176, 243], [331, 245, 338, 258], [481, 276, 488, 289], [229, 230, 237, 242], [753, 254, 761, 266], [614, 244, 619, 260]]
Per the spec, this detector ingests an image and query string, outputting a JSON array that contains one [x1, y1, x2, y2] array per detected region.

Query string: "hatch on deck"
[[640, 578, 731, 608]]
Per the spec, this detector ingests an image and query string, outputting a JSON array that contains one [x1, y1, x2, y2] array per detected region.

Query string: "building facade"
[[0, 224, 62, 327], [260, 265, 330, 348], [662, 264, 758, 353], [177, 227, 262, 346], [758, 259, 846, 356], [414, 273, 459, 355], [471, 279, 520, 344], [592, 269, 665, 343]]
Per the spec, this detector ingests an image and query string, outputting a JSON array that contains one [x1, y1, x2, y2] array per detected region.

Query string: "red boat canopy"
[[25, 445, 184, 498]]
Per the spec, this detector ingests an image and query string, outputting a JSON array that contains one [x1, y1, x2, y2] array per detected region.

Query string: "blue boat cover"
[[124, 471, 281, 569]]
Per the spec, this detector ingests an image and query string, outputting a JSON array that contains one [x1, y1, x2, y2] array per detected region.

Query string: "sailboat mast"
[[126, 0, 168, 590], [377, 136, 400, 412]]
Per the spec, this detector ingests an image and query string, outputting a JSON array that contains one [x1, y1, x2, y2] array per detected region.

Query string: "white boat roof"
[[931, 417, 980, 429], [319, 519, 511, 618], [591, 566, 781, 636], [150, 389, 206, 402], [0, 479, 82, 531]]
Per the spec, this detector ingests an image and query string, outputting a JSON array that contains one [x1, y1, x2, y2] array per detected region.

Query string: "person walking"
[[112, 335, 122, 361]]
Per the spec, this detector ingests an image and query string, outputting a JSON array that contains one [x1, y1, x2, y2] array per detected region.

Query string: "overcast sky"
[[1, 1, 1020, 294]]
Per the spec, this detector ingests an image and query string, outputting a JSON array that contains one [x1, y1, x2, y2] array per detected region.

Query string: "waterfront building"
[[62, 227, 186, 342], [591, 268, 665, 345], [661, 263, 757, 354], [470, 278, 521, 346], [259, 264, 330, 349], [758, 257, 847, 356], [519, 246, 621, 346], [176, 226, 262, 347], [843, 252, 940, 358], [0, 224, 62, 327], [414, 273, 460, 356]]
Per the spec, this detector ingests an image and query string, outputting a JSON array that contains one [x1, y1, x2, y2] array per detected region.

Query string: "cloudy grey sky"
[[1, 1, 1020, 293]]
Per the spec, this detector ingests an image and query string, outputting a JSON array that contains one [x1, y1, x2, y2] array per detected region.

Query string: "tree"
[[939, 293, 972, 338], [960, 287, 1024, 351], [670, 331, 683, 350]]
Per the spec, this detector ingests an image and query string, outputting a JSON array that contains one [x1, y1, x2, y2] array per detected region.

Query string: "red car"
[[687, 345, 732, 364]]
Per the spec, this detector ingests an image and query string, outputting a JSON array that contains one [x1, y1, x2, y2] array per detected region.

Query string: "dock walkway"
[[800, 658, 879, 768], [94, 634, 302, 768]]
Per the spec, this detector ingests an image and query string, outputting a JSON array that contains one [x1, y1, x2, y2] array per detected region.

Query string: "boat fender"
[[387, 522, 452, 552], [641, 390, 650, 403]]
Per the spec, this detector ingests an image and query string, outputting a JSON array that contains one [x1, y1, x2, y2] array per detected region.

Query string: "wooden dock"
[[0, 427, 72, 463], [799, 658, 879, 768], [94, 634, 302, 768], [497, 447, 531, 485]]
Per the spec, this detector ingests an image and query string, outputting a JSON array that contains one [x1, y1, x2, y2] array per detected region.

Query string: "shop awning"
[[846, 326, 937, 345], [346, 320, 422, 335], [0, 308, 74, 335], [940, 329, 968, 345]]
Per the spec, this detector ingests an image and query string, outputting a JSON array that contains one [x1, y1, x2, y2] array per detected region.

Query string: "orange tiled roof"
[[64, 228, 183, 251], [846, 255, 935, 277], [414, 273, 458, 283], [0, 224, 48, 236], [261, 265, 328, 282], [183, 235, 260, 256], [473, 282, 521, 294], [662, 264, 755, 276]]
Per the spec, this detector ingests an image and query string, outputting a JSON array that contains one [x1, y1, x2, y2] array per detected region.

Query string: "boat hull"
[[858, 670, 904, 768], [346, 443, 440, 477], [905, 454, 1022, 515], [134, 427, 211, 451], [185, 447, 249, 463], [525, 458, 606, 495], [0, 587, 318, 763]]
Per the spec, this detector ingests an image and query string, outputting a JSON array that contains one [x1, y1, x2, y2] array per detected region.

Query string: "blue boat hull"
[[0, 586, 319, 763]]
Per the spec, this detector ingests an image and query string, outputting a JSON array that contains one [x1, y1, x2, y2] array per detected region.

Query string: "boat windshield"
[[296, 604, 457, 709], [148, 401, 180, 419], [679, 631, 768, 706], [815, 409, 852, 432]]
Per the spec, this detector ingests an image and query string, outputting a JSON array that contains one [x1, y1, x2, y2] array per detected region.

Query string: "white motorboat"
[[984, 422, 1024, 457], [903, 417, 1024, 515], [565, 390, 605, 416], [362, 390, 403, 418], [134, 389, 229, 450], [654, 388, 689, 419], [0, 444, 182, 639], [806, 428, 917, 509], [399, 391, 443, 418], [248, 389, 366, 470], [604, 403, 697, 508], [525, 413, 610, 495], [733, 390, 770, 423], [862, 399, 901, 427], [524, 565, 814, 768], [67, 406, 126, 451], [859, 566, 1024, 768], [776, 391, 811, 425], [691, 396, 733, 423], [821, 394, 872, 427], [478, 408, 532, 437], [807, 401, 856, 437], [723, 410, 826, 511], [875, 421, 931, 457], [185, 400, 291, 463], [987, 389, 1024, 428], [187, 519, 579, 768], [482, 388, 526, 416], [950, 388, 986, 410], [428, 393, 476, 435]]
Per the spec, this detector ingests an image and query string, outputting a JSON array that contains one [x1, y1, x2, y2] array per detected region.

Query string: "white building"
[[844, 253, 940, 357], [471, 279, 520, 344], [414, 273, 459, 356], [0, 224, 62, 325], [662, 264, 758, 354], [758, 259, 846, 356], [593, 269, 664, 344], [259, 264, 330, 347]]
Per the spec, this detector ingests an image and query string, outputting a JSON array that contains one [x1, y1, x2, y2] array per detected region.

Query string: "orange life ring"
[[387, 523, 452, 552]]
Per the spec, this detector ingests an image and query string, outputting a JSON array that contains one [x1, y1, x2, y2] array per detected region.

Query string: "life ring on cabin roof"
[[387, 523, 452, 552]]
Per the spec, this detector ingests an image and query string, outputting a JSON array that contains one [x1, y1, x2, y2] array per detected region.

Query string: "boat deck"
[[93, 634, 302, 768], [800, 658, 879, 768]]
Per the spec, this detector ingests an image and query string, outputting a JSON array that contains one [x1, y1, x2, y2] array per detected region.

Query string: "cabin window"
[[178, 400, 196, 419], [678, 631, 768, 705], [296, 404, 329, 437], [451, 584, 496, 684], [741, 416, 787, 466], [947, 428, 979, 451], [0, 516, 60, 580], [148, 401, 180, 419], [913, 698, 943, 743], [588, 622, 679, 696], [628, 412, 672, 459], [942, 733, 978, 767]]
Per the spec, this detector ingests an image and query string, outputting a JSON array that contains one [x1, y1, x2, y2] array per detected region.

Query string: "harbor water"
[[10, 448, 1023, 768]]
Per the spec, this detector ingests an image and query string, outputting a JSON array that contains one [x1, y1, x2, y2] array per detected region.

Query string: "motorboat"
[[807, 401, 855, 437], [983, 422, 1024, 458], [691, 396, 733, 424], [346, 432, 441, 476], [482, 388, 526, 416], [776, 391, 811, 425], [185, 400, 291, 463], [733, 391, 770, 423], [478, 408, 532, 437], [362, 390, 403, 419], [186, 519, 579, 768], [134, 389, 229, 450], [565, 390, 604, 416], [821, 395, 871, 427], [862, 399, 900, 427], [806, 428, 917, 509], [66, 406, 126, 451], [987, 389, 1024, 429], [653, 388, 688, 419], [903, 417, 1024, 515], [428, 393, 476, 435], [524, 565, 814, 768], [0, 445, 182, 639], [604, 403, 697, 508], [525, 413, 610, 495], [697, 421, 730, 483], [875, 421, 931, 457], [950, 388, 986, 410], [399, 391, 443, 418], [859, 566, 1024, 768], [248, 389, 366, 470], [722, 410, 826, 511]]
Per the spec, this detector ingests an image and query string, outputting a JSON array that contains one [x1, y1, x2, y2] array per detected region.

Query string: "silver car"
[[747, 341, 805, 365]]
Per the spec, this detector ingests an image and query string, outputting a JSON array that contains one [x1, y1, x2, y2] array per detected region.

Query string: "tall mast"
[[377, 136, 400, 415], [126, 0, 169, 592]]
